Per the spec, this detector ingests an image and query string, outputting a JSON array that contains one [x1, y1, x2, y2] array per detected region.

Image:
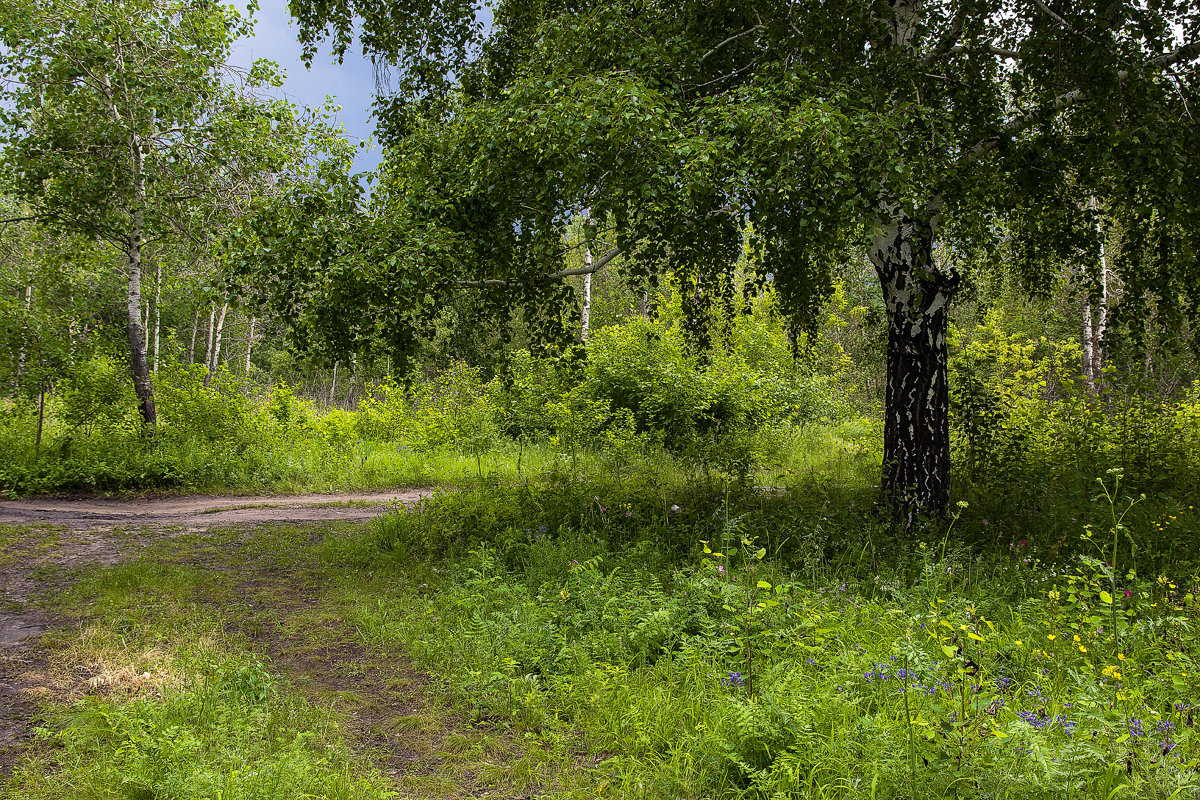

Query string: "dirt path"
[[0, 488, 431, 533], [0, 488, 432, 780]]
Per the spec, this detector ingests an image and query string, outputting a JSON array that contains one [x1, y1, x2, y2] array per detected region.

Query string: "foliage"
[[951, 312, 1200, 500], [361, 468, 1200, 799]]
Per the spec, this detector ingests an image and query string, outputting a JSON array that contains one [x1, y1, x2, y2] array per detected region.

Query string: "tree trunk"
[[204, 303, 216, 370], [244, 316, 256, 376], [581, 263, 593, 341], [189, 306, 200, 364], [1083, 296, 1095, 392], [328, 360, 338, 407], [126, 140, 156, 425], [870, 207, 958, 523], [204, 301, 228, 387], [17, 286, 32, 381], [1094, 238, 1108, 384], [581, 208, 593, 341], [151, 257, 162, 373], [126, 237, 156, 425]]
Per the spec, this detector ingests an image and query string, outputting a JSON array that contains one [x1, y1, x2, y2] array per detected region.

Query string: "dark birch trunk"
[[870, 208, 958, 523]]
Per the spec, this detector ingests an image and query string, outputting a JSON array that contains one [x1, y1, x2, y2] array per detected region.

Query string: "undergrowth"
[[348, 468, 1200, 799]]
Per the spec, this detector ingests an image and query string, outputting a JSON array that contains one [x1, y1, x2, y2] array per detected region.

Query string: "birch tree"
[[259, 0, 1199, 520], [0, 0, 307, 424]]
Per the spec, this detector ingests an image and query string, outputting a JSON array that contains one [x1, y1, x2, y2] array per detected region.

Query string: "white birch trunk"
[[1083, 296, 1095, 392], [244, 316, 256, 376], [189, 306, 200, 365], [205, 301, 228, 386], [126, 141, 156, 425], [152, 258, 162, 373], [205, 303, 216, 371]]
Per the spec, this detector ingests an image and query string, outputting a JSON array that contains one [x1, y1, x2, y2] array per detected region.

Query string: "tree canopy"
[[242, 0, 1200, 518], [0, 0, 332, 423]]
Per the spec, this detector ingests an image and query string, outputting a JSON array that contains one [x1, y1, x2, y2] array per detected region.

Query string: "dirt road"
[[0, 488, 431, 533], [0, 488, 431, 777]]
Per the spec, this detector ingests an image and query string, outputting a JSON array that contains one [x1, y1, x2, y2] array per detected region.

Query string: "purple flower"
[[720, 671, 744, 688], [1129, 719, 1145, 738], [1018, 711, 1049, 730]]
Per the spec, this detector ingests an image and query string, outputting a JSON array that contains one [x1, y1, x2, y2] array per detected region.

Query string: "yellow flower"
[[1047, 634, 1056, 641], [1073, 635, 1081, 642], [1079, 645, 1087, 653], [1118, 653, 1126, 660], [1015, 640, 1023, 647]]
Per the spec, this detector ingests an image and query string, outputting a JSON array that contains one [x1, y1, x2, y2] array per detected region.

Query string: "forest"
[[1, 0, 1200, 798]]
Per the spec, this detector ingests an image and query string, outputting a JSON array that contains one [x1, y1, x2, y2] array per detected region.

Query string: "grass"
[[5, 422, 1200, 798], [347, 474, 1200, 799]]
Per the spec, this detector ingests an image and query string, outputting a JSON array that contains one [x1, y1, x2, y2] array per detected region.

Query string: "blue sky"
[[231, 1, 383, 173]]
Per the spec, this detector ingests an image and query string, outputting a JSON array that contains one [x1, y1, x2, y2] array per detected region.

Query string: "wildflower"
[[1129, 719, 1145, 738], [1018, 710, 1049, 730], [718, 565, 725, 574], [720, 671, 744, 688]]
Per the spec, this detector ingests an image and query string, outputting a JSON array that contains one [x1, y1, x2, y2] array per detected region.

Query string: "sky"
[[230, 1, 383, 174]]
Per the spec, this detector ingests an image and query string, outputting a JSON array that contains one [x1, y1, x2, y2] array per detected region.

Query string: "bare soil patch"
[[0, 488, 431, 782], [0, 488, 431, 533]]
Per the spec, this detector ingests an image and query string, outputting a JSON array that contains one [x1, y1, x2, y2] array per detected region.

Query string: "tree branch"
[[452, 246, 622, 289], [921, 3, 967, 65], [972, 39, 1200, 158], [700, 24, 765, 64]]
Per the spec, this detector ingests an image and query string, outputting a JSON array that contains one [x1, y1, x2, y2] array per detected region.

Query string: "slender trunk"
[[35, 385, 45, 457], [189, 306, 200, 364], [204, 301, 228, 387], [1094, 240, 1108, 384], [152, 257, 162, 373], [1083, 296, 1095, 392], [581, 209, 593, 341], [642, 289, 650, 319], [205, 303, 216, 371], [126, 241, 156, 424], [127, 144, 156, 425], [328, 361, 338, 407], [582, 266, 593, 341], [870, 206, 958, 523], [17, 286, 31, 382], [244, 316, 256, 376]]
